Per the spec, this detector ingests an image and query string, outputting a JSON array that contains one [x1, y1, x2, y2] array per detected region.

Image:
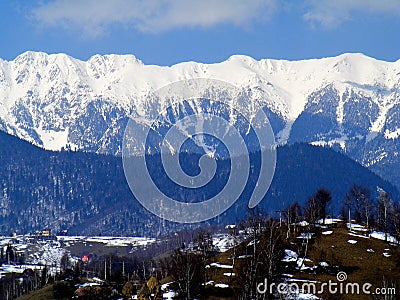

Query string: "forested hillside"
[[0, 131, 397, 235]]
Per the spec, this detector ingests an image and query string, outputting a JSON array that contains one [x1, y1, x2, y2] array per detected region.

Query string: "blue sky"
[[1, 0, 400, 65]]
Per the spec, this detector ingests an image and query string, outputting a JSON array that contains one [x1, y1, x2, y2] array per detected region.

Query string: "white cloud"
[[303, 0, 400, 28], [30, 0, 278, 36]]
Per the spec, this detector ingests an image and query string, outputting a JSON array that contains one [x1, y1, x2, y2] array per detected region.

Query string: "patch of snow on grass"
[[346, 223, 368, 232], [370, 231, 398, 244], [207, 262, 233, 269], [348, 232, 369, 239], [295, 221, 309, 227], [247, 239, 260, 246], [322, 230, 333, 235], [238, 254, 252, 259], [163, 291, 177, 299], [212, 233, 240, 252], [77, 282, 101, 288], [317, 218, 341, 225], [296, 258, 314, 271], [282, 249, 298, 262], [215, 283, 229, 288]]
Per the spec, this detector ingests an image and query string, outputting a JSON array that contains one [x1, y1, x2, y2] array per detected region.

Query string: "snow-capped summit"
[[1, 51, 400, 187]]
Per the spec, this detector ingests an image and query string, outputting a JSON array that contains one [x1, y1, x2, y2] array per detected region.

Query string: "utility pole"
[[109, 257, 112, 278], [104, 260, 107, 280], [348, 208, 351, 231], [384, 205, 387, 242]]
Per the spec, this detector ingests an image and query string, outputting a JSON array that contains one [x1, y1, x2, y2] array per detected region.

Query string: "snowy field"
[[0, 230, 239, 279], [57, 235, 156, 247], [0, 235, 157, 279]]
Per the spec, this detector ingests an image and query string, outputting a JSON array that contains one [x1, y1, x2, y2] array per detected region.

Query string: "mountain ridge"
[[1, 51, 400, 189]]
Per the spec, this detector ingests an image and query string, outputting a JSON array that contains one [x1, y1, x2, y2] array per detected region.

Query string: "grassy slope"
[[17, 285, 54, 300], [300, 226, 400, 300], [205, 223, 400, 299]]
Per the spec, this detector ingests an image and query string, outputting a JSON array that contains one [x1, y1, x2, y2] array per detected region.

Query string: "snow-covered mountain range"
[[1, 51, 400, 187]]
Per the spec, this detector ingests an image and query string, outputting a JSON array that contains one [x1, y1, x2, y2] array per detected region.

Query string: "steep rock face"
[[289, 81, 400, 188], [1, 52, 400, 187]]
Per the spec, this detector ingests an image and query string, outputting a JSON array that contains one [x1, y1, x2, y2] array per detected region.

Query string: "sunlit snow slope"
[[1, 52, 400, 186]]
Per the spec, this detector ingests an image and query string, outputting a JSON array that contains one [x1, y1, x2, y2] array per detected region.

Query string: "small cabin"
[[41, 228, 51, 237]]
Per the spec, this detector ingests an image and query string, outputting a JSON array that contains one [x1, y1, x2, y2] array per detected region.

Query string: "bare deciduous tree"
[[168, 249, 203, 299], [345, 185, 371, 225], [237, 211, 284, 300], [284, 201, 302, 239], [377, 189, 393, 241], [391, 202, 400, 245]]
